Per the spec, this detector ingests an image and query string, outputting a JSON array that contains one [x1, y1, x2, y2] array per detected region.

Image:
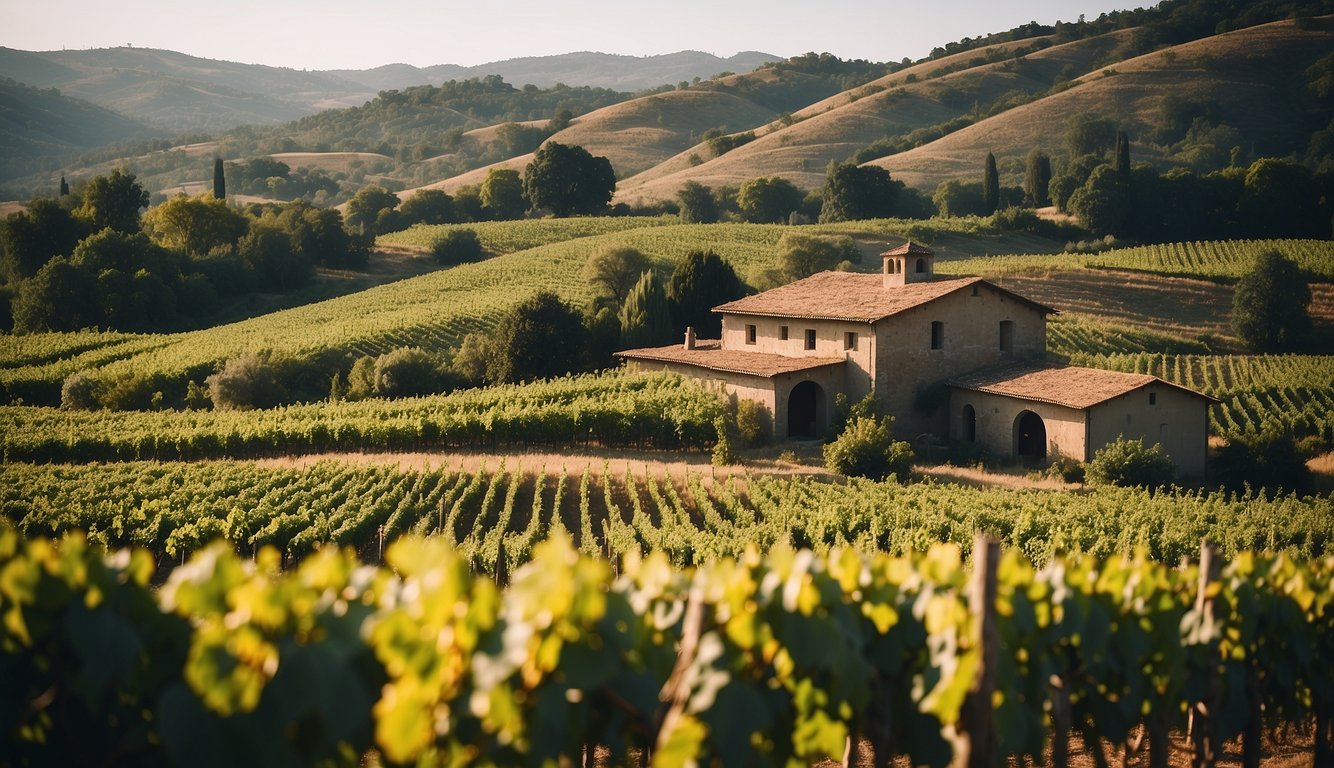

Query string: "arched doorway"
[[961, 404, 976, 443], [787, 381, 826, 439], [1014, 410, 1046, 462]]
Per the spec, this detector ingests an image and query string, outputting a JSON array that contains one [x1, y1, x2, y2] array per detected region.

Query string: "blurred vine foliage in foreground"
[[2, 527, 1333, 766]]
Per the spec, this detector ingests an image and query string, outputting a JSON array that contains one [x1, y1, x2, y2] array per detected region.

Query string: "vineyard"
[[0, 372, 725, 463], [1071, 353, 1334, 441], [378, 215, 676, 254], [4, 459, 1330, 570], [3, 527, 1331, 766], [940, 239, 1334, 280]]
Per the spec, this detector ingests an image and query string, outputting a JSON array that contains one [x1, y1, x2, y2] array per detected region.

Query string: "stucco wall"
[[622, 359, 846, 440], [876, 285, 1047, 439], [1087, 385, 1210, 479], [720, 314, 874, 402], [950, 389, 1088, 462]]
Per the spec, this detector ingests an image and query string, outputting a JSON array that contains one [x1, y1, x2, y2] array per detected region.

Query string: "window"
[[915, 258, 927, 273], [999, 320, 1014, 353], [1149, 392, 1157, 405], [844, 331, 857, 351], [971, 285, 979, 297], [804, 329, 816, 350], [780, 325, 789, 341], [745, 324, 756, 345], [930, 321, 943, 350]]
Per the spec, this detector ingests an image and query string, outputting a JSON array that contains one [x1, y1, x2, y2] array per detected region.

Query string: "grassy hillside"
[[0, 78, 152, 179], [871, 17, 1334, 191]]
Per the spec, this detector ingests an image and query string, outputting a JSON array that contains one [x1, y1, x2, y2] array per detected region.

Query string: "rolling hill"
[[0, 78, 151, 180]]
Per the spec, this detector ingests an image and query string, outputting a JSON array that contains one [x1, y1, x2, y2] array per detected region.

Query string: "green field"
[[939, 239, 1334, 280]]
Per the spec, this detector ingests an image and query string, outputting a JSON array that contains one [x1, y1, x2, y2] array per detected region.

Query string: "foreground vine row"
[[4, 460, 1329, 570], [3, 528, 1331, 766]]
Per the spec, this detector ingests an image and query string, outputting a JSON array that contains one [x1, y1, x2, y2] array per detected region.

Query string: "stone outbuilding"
[[617, 242, 1217, 477]]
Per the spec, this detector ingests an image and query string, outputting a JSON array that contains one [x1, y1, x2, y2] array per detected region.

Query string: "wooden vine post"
[[955, 536, 999, 768], [1191, 540, 1221, 768]]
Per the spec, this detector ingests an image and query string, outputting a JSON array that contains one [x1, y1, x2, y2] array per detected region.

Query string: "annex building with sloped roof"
[[617, 243, 1216, 478]]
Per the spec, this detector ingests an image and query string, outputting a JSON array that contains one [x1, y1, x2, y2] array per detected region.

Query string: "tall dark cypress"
[[983, 152, 1000, 214], [1114, 131, 1130, 182], [59, 176, 69, 197], [213, 157, 226, 199]]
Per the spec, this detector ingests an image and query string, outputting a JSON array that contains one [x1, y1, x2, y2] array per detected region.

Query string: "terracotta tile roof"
[[882, 241, 934, 256], [949, 362, 1220, 410], [712, 273, 1056, 322], [616, 340, 846, 379]]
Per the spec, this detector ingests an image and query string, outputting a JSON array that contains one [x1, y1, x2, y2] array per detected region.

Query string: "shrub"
[[346, 355, 376, 400], [1086, 437, 1175, 490], [432, 229, 484, 265], [823, 416, 914, 481], [827, 391, 882, 441], [735, 400, 770, 447], [1212, 432, 1313, 496], [60, 371, 100, 410], [207, 354, 285, 411], [373, 347, 446, 398], [712, 416, 737, 466], [1046, 457, 1086, 484]]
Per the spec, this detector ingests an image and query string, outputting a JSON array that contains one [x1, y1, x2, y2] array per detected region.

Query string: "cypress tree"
[[59, 176, 70, 197], [1024, 150, 1052, 208], [618, 271, 674, 349], [983, 152, 1000, 214], [1113, 131, 1130, 182], [213, 157, 226, 199]]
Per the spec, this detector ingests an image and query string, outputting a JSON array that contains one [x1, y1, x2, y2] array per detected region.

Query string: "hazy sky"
[[3, 1, 1135, 70]]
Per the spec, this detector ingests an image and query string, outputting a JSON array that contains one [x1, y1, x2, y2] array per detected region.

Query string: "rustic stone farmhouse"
[[617, 243, 1217, 478]]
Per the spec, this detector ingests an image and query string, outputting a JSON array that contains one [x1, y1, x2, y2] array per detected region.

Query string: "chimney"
[[881, 241, 935, 287], [684, 326, 696, 350]]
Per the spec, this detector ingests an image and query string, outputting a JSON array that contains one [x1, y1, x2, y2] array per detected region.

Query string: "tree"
[[1113, 131, 1131, 182], [345, 185, 401, 235], [77, 169, 149, 234], [373, 347, 445, 398], [1023, 149, 1052, 207], [278, 203, 368, 270], [736, 176, 803, 223], [399, 189, 455, 226], [676, 181, 719, 224], [481, 168, 527, 220], [206, 354, 285, 410], [1212, 431, 1313, 496], [213, 157, 226, 200], [432, 229, 484, 265], [932, 179, 986, 217], [1067, 165, 1130, 235], [1063, 114, 1117, 159], [1231, 250, 1311, 352], [522, 142, 616, 217], [142, 195, 248, 257], [11, 257, 97, 332], [818, 163, 901, 222], [983, 152, 1000, 215], [1239, 158, 1323, 237], [1, 198, 85, 280], [618, 271, 675, 349], [487, 291, 587, 383], [583, 246, 649, 308], [775, 232, 858, 282], [666, 249, 746, 336], [238, 225, 312, 289], [59, 176, 70, 197]]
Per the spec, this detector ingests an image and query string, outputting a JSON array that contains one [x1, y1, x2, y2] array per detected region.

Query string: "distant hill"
[[328, 50, 779, 93], [0, 46, 778, 135], [0, 78, 151, 180]]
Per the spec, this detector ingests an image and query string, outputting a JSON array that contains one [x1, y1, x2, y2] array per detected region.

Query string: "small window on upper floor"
[[1149, 392, 1157, 406], [971, 285, 980, 297], [844, 331, 857, 351], [780, 325, 789, 341], [805, 329, 817, 350], [745, 324, 756, 345], [930, 321, 944, 350], [999, 320, 1014, 353], [915, 258, 927, 273]]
